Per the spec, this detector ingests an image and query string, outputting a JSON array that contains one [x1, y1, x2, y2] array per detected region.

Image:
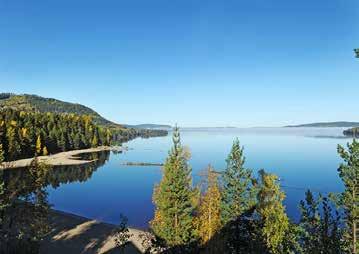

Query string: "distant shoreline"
[[0, 146, 121, 169]]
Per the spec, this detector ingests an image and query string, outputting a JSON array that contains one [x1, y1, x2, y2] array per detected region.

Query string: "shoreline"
[[0, 146, 122, 169], [41, 209, 146, 254]]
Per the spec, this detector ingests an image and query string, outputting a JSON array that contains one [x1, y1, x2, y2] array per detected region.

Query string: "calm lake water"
[[5, 128, 353, 228]]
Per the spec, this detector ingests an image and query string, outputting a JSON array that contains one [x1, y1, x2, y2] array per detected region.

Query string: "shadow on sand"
[[40, 210, 143, 254]]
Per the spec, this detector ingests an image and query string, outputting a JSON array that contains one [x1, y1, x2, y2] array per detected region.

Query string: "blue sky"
[[0, 0, 358, 127]]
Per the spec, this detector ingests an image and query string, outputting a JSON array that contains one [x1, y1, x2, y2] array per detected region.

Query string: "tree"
[[338, 140, 359, 253], [299, 190, 321, 253], [91, 134, 98, 148], [6, 125, 20, 161], [299, 190, 344, 253], [221, 139, 254, 224], [114, 214, 133, 254], [196, 165, 222, 245], [151, 126, 196, 247], [1, 158, 51, 253], [42, 146, 48, 156], [36, 135, 42, 155], [0, 144, 7, 226], [355, 49, 359, 58], [256, 169, 289, 254]]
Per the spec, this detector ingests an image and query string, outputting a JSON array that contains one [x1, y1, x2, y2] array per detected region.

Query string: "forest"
[[0, 108, 112, 161], [0, 108, 167, 162], [145, 127, 358, 254]]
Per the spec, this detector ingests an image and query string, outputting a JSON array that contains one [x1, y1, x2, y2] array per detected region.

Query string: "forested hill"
[[0, 93, 116, 127], [285, 121, 359, 128]]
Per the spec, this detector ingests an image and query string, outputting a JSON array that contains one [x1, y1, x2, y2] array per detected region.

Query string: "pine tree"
[[338, 140, 359, 253], [256, 169, 289, 254], [299, 190, 321, 253], [196, 165, 222, 245], [221, 138, 254, 224], [299, 190, 344, 253], [151, 126, 196, 247]]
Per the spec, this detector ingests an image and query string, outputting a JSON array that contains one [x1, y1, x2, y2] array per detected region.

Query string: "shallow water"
[[4, 127, 352, 228]]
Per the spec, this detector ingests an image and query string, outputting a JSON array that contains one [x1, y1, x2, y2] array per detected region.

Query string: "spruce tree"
[[196, 165, 222, 245], [299, 190, 344, 253], [256, 169, 289, 254], [299, 190, 321, 253], [151, 126, 196, 247], [221, 138, 254, 224], [338, 140, 359, 253]]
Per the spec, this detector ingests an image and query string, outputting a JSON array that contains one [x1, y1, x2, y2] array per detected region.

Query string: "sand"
[[0, 146, 118, 169], [40, 210, 146, 254]]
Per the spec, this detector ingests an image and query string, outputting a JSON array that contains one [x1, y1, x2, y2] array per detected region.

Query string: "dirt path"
[[41, 210, 146, 254]]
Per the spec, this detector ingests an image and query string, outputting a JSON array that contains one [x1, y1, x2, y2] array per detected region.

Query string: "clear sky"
[[1, 0, 358, 127]]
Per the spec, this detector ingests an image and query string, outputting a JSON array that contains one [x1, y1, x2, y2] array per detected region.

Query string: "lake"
[[4, 127, 352, 228]]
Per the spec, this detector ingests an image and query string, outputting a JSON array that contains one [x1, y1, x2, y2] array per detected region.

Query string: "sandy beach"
[[40, 210, 146, 254], [0, 146, 119, 169]]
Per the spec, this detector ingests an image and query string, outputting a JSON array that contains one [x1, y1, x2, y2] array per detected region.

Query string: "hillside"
[[285, 121, 359, 128], [0, 93, 117, 127], [0, 93, 168, 145]]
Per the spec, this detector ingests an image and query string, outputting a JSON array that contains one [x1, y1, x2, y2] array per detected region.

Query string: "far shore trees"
[[151, 126, 196, 248], [338, 139, 359, 254]]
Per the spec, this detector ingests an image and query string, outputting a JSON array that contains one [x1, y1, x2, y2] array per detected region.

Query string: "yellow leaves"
[[20, 111, 26, 117], [36, 136, 42, 155], [257, 170, 289, 254], [21, 128, 27, 138], [10, 120, 17, 127], [196, 166, 222, 245], [43, 146, 48, 156]]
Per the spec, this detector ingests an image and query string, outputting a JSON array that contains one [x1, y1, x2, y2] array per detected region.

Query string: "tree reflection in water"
[[0, 151, 110, 254]]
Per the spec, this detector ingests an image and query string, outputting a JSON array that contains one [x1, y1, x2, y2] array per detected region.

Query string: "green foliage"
[[0, 108, 111, 161], [338, 140, 359, 253], [221, 138, 255, 224], [256, 169, 289, 254], [196, 165, 222, 245], [0, 94, 115, 126], [355, 48, 359, 58], [0, 158, 51, 254], [299, 190, 344, 253], [151, 127, 196, 247], [114, 214, 133, 254]]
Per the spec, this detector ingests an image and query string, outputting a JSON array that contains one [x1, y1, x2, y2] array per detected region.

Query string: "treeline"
[[0, 108, 168, 162], [111, 127, 168, 143], [343, 127, 359, 138], [0, 108, 112, 161], [146, 127, 358, 254]]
